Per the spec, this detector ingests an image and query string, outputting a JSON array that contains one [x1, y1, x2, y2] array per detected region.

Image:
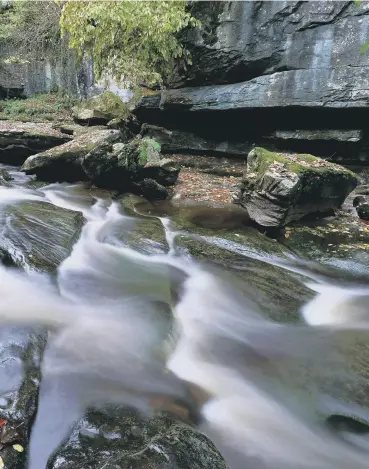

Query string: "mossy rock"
[[82, 136, 177, 197], [236, 147, 359, 227], [22, 129, 119, 182], [72, 92, 130, 125]]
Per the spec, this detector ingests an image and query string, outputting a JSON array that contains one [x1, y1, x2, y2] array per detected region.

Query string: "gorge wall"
[[135, 0, 369, 165]]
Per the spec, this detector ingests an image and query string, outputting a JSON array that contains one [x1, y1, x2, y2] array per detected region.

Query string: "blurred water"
[[0, 167, 368, 469]]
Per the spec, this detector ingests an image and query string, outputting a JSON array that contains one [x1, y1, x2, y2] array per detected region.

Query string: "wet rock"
[[21, 129, 119, 182], [0, 200, 84, 272], [235, 147, 358, 228], [49, 408, 226, 469], [72, 92, 130, 126], [141, 124, 251, 157], [99, 195, 169, 255], [0, 122, 71, 165]]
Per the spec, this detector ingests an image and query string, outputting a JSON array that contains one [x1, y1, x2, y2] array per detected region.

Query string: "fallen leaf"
[[13, 444, 24, 453], [0, 456, 4, 469], [0, 420, 8, 429]]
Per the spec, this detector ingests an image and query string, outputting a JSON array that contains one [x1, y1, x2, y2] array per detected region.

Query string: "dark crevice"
[[296, 2, 353, 32]]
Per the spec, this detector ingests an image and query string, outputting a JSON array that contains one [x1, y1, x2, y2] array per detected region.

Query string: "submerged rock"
[[72, 92, 130, 125], [0, 200, 84, 272], [235, 147, 358, 228], [0, 122, 71, 165], [21, 129, 119, 182]]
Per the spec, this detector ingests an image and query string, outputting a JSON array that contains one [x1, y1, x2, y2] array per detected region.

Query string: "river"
[[0, 164, 368, 469]]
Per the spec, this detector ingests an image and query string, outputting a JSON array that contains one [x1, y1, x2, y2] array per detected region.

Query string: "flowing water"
[[0, 165, 368, 469]]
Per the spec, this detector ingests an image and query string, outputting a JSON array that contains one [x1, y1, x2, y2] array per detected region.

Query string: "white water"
[[0, 179, 368, 468]]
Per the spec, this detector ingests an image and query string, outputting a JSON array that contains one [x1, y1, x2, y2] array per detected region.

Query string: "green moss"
[[252, 147, 357, 178], [139, 138, 161, 165], [73, 91, 130, 121]]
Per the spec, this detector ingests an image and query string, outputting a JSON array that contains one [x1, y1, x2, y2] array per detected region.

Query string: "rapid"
[[0, 165, 368, 469]]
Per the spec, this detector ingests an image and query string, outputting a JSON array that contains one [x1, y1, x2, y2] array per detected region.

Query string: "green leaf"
[[355, 0, 361, 7], [360, 41, 369, 54], [59, 0, 200, 87]]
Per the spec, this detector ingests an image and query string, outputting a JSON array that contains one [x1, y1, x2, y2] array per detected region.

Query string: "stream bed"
[[0, 164, 368, 469]]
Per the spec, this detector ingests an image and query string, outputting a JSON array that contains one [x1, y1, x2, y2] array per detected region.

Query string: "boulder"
[[82, 137, 180, 196], [21, 129, 119, 182], [235, 147, 358, 227], [0, 121, 71, 165], [72, 91, 129, 125]]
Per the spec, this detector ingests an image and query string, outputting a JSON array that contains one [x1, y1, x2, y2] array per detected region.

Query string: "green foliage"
[[59, 1, 199, 87], [138, 138, 161, 166], [0, 92, 76, 123], [0, 1, 62, 64], [354, 0, 361, 7]]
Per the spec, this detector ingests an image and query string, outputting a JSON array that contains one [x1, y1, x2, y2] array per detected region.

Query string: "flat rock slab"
[[22, 129, 119, 182], [155, 67, 369, 112], [266, 130, 363, 143], [0, 122, 71, 165]]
